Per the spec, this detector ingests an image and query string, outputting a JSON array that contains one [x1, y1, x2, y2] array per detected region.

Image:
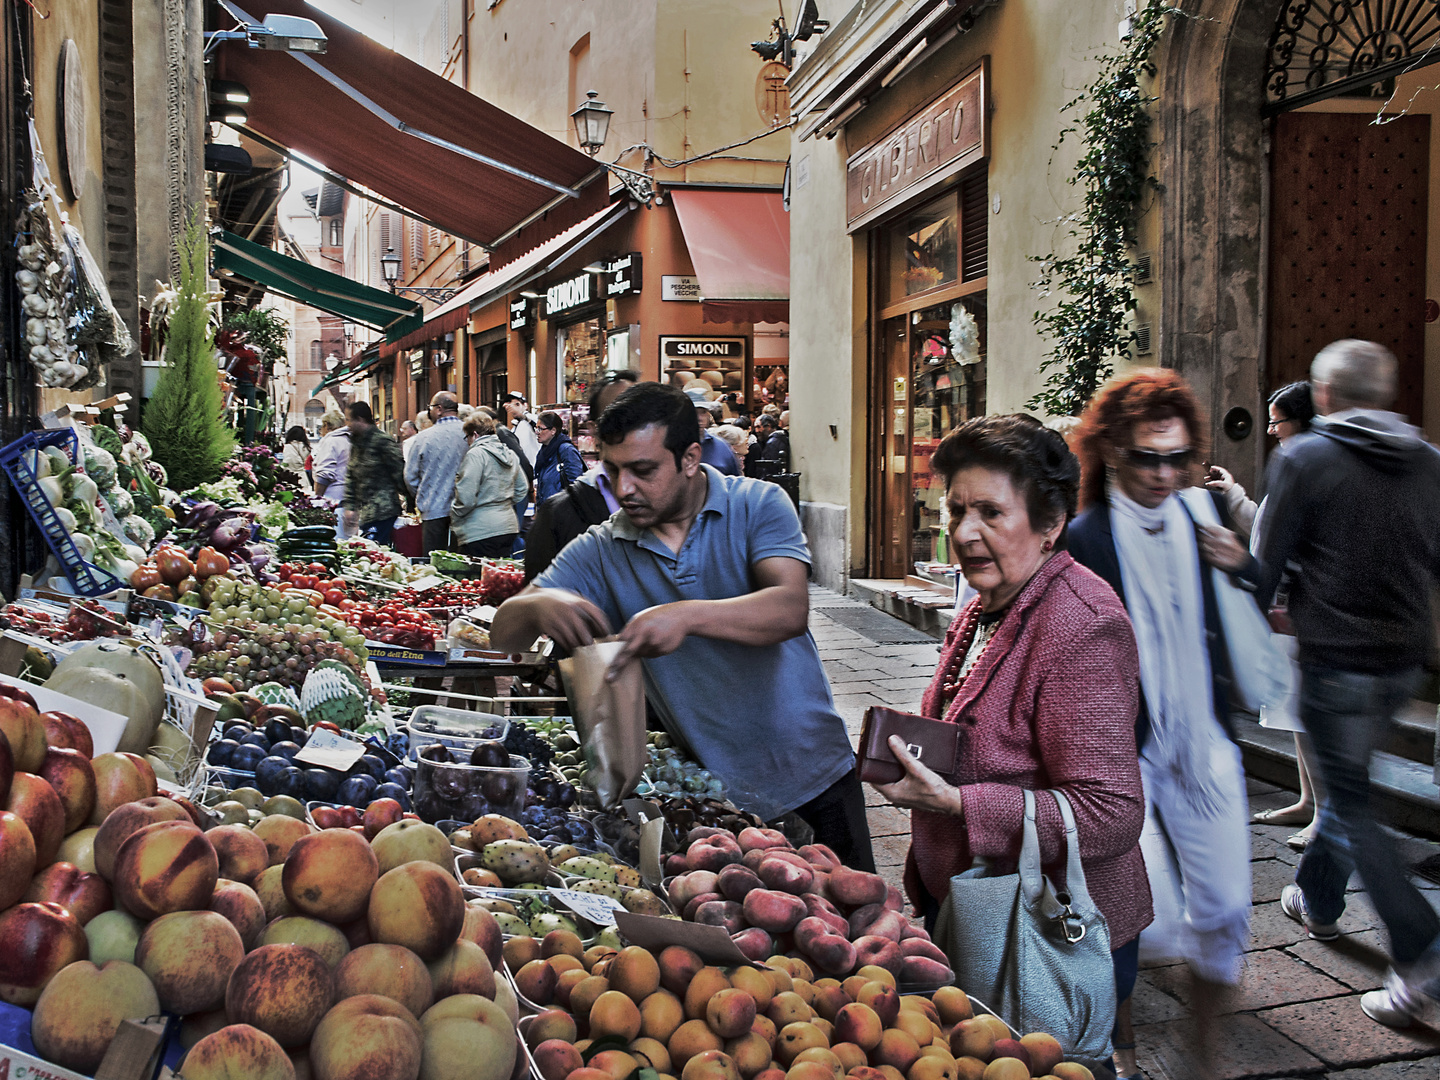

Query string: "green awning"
[[314, 345, 383, 391], [212, 230, 423, 341]]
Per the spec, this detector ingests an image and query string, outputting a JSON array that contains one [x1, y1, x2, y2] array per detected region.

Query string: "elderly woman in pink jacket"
[[872, 415, 1150, 1079]]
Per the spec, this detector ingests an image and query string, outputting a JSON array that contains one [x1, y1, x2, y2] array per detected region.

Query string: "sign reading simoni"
[[845, 59, 988, 230], [545, 273, 593, 317], [661, 336, 746, 361]]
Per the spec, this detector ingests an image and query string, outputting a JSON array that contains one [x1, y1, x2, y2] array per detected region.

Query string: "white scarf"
[[1110, 484, 1227, 815]]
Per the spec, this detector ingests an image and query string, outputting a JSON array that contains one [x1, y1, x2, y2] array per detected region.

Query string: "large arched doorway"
[[1158, 1, 1440, 487]]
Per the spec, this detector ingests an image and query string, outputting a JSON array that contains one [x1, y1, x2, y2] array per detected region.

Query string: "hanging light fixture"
[[380, 247, 401, 287], [570, 91, 613, 156]]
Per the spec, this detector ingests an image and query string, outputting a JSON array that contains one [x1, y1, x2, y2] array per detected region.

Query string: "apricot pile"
[[510, 933, 1092, 1080]]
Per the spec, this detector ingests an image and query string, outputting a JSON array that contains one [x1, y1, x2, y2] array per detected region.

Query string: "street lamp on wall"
[[380, 247, 401, 288], [571, 91, 613, 156]]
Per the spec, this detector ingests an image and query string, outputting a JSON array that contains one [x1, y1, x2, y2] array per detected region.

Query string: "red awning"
[[379, 202, 631, 358], [669, 190, 790, 324], [217, 0, 608, 264]]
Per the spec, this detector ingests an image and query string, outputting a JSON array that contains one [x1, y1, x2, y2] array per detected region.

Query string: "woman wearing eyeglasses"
[[1068, 369, 1255, 1080]]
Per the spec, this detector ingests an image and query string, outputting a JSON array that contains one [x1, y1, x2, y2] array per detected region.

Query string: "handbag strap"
[[1018, 789, 1097, 913]]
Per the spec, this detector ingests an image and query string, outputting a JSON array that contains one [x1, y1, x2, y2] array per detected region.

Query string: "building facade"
[[787, 0, 1440, 592]]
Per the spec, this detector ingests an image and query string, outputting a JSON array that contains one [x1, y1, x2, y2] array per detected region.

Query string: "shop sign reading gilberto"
[[845, 59, 988, 231]]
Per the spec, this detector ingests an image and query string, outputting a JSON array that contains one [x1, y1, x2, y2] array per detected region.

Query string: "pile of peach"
[[666, 827, 952, 985], [511, 935, 1094, 1080]]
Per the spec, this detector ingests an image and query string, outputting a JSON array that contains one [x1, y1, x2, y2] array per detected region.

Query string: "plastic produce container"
[[412, 752, 529, 824], [406, 705, 510, 762]]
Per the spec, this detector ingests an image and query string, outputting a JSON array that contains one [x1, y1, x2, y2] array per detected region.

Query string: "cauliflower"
[[122, 514, 155, 550], [82, 445, 117, 488], [105, 486, 134, 517]]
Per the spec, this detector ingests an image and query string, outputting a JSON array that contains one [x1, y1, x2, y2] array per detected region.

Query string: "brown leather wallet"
[[856, 706, 962, 785]]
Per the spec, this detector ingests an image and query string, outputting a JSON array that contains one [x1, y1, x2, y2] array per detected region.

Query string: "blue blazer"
[[1067, 491, 1240, 751]]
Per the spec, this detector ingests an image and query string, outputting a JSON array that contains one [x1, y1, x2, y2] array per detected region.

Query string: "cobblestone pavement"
[[808, 592, 1440, 1079]]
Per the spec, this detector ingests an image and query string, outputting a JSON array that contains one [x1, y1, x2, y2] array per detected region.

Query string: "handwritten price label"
[[549, 887, 625, 927], [294, 728, 366, 771]]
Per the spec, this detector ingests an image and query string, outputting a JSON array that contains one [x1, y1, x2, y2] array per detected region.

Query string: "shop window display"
[[910, 295, 986, 565], [559, 318, 604, 403], [888, 194, 958, 300]]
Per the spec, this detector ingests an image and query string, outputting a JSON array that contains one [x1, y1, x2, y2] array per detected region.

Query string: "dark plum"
[[431, 767, 466, 801], [291, 726, 309, 745], [383, 767, 410, 788], [468, 740, 509, 769], [338, 774, 378, 807], [353, 755, 387, 781], [208, 739, 240, 767], [230, 743, 265, 772], [263, 719, 293, 745], [413, 791, 445, 822], [240, 732, 271, 753], [254, 755, 292, 795], [374, 783, 411, 810], [480, 771, 521, 806], [420, 744, 451, 763], [270, 741, 303, 761], [275, 767, 308, 799], [304, 768, 341, 802], [222, 724, 252, 743]]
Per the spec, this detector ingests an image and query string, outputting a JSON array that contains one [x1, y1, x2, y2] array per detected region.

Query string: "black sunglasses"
[[1121, 447, 1195, 471]]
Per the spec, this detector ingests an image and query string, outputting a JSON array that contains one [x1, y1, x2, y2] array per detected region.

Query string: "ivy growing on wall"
[[1028, 1, 1173, 416]]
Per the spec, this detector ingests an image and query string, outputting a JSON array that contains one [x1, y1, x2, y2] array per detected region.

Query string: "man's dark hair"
[[1268, 381, 1315, 431], [756, 414, 777, 432], [931, 414, 1081, 547], [596, 382, 700, 469], [346, 400, 374, 424], [587, 369, 640, 417]]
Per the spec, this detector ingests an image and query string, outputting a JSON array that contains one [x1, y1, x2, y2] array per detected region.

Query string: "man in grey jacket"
[[1258, 339, 1440, 1028], [404, 392, 468, 554]]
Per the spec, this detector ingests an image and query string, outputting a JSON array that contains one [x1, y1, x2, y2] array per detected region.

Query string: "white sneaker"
[[1279, 884, 1340, 941], [1361, 967, 1438, 1028]]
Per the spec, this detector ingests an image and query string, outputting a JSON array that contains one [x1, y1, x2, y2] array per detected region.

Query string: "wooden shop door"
[[1268, 112, 1428, 422], [872, 316, 912, 580]]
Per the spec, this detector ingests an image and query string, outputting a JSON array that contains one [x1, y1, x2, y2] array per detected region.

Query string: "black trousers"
[[462, 534, 518, 559], [795, 767, 875, 872], [421, 517, 451, 554]]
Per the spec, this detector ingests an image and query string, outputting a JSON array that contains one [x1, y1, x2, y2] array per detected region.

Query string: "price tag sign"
[[294, 728, 366, 771], [408, 574, 446, 593], [549, 887, 625, 927]]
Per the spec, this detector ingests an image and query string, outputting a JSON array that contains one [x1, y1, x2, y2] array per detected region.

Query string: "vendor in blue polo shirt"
[[492, 383, 873, 870]]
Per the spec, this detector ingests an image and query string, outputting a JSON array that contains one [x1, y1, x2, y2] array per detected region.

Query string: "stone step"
[[1235, 714, 1440, 840], [1392, 698, 1438, 765]]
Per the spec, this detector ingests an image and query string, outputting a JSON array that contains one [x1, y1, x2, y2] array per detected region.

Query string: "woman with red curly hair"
[[1068, 369, 1256, 1079]]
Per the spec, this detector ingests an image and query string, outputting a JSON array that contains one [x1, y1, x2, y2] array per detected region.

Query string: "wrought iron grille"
[[1265, 0, 1440, 113]]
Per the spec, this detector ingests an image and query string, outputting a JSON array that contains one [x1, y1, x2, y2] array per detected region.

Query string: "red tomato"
[[323, 589, 345, 606]]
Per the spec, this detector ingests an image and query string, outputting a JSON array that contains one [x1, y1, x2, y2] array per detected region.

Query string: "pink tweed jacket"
[[902, 552, 1154, 948]]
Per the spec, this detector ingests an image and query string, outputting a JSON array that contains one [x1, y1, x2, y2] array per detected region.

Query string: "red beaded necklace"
[[938, 601, 992, 704]]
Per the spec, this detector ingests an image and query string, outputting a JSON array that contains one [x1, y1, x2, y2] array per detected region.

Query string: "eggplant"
[[185, 501, 221, 528]]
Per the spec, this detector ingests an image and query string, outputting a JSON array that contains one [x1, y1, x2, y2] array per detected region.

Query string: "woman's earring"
[[1042, 540, 1053, 553]]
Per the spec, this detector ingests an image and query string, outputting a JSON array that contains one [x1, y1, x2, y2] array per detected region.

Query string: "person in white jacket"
[[310, 410, 354, 538]]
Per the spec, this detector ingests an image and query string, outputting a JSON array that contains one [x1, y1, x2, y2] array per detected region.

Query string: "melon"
[[45, 643, 166, 755]]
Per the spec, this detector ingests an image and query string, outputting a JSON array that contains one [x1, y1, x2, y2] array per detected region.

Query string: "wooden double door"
[[1268, 112, 1429, 421]]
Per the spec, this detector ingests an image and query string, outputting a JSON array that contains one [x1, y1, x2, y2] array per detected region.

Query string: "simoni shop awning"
[[214, 0, 610, 269], [211, 229, 423, 340], [669, 190, 790, 324]]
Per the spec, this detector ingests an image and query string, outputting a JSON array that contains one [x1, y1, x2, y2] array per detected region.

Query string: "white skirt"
[[1258, 635, 1304, 733]]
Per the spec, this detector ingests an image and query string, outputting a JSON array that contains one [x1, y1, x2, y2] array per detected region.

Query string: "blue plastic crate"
[[0, 429, 125, 597]]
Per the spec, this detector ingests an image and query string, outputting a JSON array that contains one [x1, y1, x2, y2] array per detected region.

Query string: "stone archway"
[[1154, 0, 1282, 489]]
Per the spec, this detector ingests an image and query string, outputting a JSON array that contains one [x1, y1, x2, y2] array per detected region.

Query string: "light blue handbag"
[[933, 789, 1116, 1070]]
